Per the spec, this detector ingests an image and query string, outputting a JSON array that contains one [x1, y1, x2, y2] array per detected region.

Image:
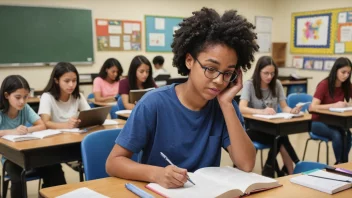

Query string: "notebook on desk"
[[2, 129, 62, 142], [252, 112, 304, 120], [129, 88, 155, 103], [146, 166, 281, 198]]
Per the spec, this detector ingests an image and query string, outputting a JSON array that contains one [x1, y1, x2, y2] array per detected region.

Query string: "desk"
[[243, 114, 312, 175], [0, 119, 126, 198], [88, 99, 117, 107], [40, 163, 352, 198], [310, 109, 352, 163]]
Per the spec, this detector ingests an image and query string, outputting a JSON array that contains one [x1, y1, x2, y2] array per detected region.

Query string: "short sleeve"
[[240, 80, 252, 101], [115, 102, 156, 153], [93, 77, 103, 93], [38, 93, 52, 116], [118, 79, 130, 95], [78, 93, 91, 111], [276, 80, 286, 101], [25, 104, 40, 124], [314, 80, 327, 101]]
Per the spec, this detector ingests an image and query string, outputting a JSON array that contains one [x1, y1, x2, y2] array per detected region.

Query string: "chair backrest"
[[81, 129, 141, 181], [287, 93, 313, 112], [293, 161, 327, 174], [117, 97, 125, 111], [87, 93, 95, 108], [109, 105, 119, 119]]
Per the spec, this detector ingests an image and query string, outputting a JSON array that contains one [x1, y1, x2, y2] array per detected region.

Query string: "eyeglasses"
[[194, 58, 238, 83], [261, 71, 275, 77]]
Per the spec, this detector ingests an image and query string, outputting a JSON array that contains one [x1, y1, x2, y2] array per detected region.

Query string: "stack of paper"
[[329, 107, 352, 113]]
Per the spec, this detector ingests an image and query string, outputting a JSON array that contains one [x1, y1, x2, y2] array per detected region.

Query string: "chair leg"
[[317, 141, 323, 162], [325, 141, 329, 165], [260, 150, 264, 170], [302, 138, 312, 160], [3, 180, 9, 198]]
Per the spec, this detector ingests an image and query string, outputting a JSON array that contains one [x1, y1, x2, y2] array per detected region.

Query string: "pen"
[[160, 152, 196, 185], [125, 183, 155, 198], [307, 174, 352, 183]]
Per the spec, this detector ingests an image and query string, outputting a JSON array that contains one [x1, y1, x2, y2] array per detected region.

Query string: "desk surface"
[[310, 109, 352, 117], [0, 119, 126, 151], [89, 99, 117, 107], [41, 163, 352, 198], [243, 113, 312, 124], [280, 80, 307, 85]]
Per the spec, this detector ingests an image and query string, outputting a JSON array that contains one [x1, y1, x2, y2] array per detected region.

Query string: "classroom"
[[0, 0, 352, 197]]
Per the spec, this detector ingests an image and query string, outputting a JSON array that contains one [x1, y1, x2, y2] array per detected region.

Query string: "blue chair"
[[253, 141, 271, 169], [117, 97, 125, 111], [286, 93, 330, 164], [293, 161, 327, 174], [81, 129, 141, 181], [110, 104, 119, 119], [87, 93, 95, 108]]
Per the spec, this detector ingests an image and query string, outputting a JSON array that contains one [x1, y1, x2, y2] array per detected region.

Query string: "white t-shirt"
[[38, 92, 91, 123], [153, 68, 169, 78]]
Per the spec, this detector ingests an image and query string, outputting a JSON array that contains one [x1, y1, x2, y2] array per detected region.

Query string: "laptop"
[[77, 106, 112, 128]]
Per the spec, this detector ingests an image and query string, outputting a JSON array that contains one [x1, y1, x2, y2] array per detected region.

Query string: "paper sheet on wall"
[[338, 12, 347, 23], [124, 23, 133, 34], [109, 36, 120, 47], [149, 33, 165, 46], [124, 42, 131, 50], [155, 18, 165, 30], [257, 32, 271, 52], [123, 35, 131, 42], [132, 23, 140, 31], [255, 16, 272, 33], [97, 20, 108, 26], [335, 42, 345, 53], [340, 26, 352, 42], [108, 25, 122, 34]]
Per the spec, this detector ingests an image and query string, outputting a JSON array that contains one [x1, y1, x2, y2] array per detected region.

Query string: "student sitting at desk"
[[152, 55, 169, 78], [93, 58, 124, 102], [0, 75, 66, 198], [38, 62, 91, 129], [310, 57, 352, 164], [118, 55, 157, 110], [106, 7, 257, 189], [239, 56, 301, 177]]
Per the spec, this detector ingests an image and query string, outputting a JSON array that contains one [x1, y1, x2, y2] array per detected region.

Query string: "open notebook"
[[329, 107, 352, 113], [129, 88, 155, 103], [253, 112, 304, 120], [290, 170, 352, 194], [146, 166, 281, 198], [2, 129, 62, 142]]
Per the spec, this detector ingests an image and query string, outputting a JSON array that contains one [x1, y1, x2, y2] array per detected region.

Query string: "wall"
[[273, 0, 352, 94], [0, 0, 275, 94]]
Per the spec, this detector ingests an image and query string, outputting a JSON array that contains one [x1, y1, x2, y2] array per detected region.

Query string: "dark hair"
[[98, 58, 123, 81], [326, 57, 352, 102], [128, 55, 154, 90], [0, 75, 30, 113], [153, 56, 165, 66], [43, 62, 80, 100], [252, 56, 278, 99], [172, 7, 258, 76]]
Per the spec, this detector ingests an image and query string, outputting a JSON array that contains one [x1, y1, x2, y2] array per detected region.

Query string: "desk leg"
[[273, 135, 280, 178], [21, 169, 27, 198]]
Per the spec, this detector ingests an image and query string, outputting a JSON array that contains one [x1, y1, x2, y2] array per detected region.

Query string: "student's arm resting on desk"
[[93, 92, 116, 102], [310, 98, 347, 110], [121, 94, 135, 110], [40, 114, 80, 129]]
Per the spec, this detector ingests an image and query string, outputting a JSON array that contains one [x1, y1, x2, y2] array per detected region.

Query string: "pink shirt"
[[93, 77, 120, 97]]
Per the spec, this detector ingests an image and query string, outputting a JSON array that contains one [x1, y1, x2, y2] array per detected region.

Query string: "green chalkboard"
[[0, 5, 94, 65]]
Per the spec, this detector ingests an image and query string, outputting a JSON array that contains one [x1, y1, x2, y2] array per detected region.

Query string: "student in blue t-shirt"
[[0, 75, 66, 198], [106, 7, 258, 189]]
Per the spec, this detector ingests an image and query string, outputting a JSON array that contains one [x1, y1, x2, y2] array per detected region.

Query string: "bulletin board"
[[292, 56, 336, 71], [145, 15, 183, 52], [96, 19, 142, 51]]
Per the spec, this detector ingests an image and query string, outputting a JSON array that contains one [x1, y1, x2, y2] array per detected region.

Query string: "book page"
[[195, 166, 279, 193], [329, 107, 352, 113], [253, 112, 303, 119], [32, 129, 62, 139], [2, 134, 38, 142], [56, 187, 108, 198]]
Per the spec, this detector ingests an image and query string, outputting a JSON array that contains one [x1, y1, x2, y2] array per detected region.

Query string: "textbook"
[[2, 130, 62, 142], [129, 88, 155, 103], [329, 107, 352, 113], [146, 166, 281, 198], [252, 112, 304, 120], [290, 170, 352, 194]]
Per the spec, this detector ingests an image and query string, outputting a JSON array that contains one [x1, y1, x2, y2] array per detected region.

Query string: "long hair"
[[43, 62, 80, 100], [128, 55, 154, 90], [251, 56, 278, 99], [326, 57, 352, 101], [98, 58, 123, 82], [0, 75, 30, 113]]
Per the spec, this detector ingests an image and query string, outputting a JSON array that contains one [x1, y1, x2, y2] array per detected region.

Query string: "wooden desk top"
[[310, 109, 352, 117], [41, 163, 352, 198], [88, 99, 117, 107], [27, 97, 40, 104], [280, 80, 307, 85], [0, 119, 126, 151], [243, 113, 312, 124]]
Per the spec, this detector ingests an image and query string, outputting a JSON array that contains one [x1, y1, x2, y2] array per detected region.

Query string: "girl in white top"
[[39, 62, 90, 129]]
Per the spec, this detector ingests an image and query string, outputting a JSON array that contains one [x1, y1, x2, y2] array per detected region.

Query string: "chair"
[[81, 129, 141, 181], [87, 93, 95, 108], [293, 161, 327, 174], [117, 97, 125, 111], [110, 104, 119, 119], [286, 93, 330, 164], [253, 141, 271, 169]]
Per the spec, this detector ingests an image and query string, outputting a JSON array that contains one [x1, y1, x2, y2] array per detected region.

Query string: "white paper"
[[335, 42, 345, 53], [115, 110, 132, 115], [123, 35, 131, 42], [60, 128, 86, 133], [97, 20, 108, 26], [108, 25, 122, 34], [132, 23, 140, 31], [255, 16, 273, 33], [124, 23, 133, 34], [340, 26, 352, 42], [103, 119, 118, 125], [257, 33, 271, 53], [123, 42, 131, 50], [56, 187, 108, 198], [292, 57, 304, 68], [155, 18, 165, 30], [313, 60, 323, 70], [338, 12, 347, 23], [109, 36, 120, 48], [149, 33, 165, 46], [324, 60, 335, 71]]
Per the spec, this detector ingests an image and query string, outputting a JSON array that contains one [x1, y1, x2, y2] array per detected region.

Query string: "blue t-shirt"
[[115, 84, 245, 172], [0, 104, 40, 130]]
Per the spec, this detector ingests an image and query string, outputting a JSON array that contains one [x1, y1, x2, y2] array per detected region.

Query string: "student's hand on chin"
[[155, 165, 188, 189], [15, 125, 28, 135], [217, 70, 243, 104]]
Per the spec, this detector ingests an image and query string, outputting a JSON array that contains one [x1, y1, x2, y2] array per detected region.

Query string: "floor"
[[1, 132, 351, 198]]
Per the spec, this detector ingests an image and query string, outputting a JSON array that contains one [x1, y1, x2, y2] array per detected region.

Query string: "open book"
[[329, 107, 352, 113], [253, 112, 304, 120], [146, 166, 281, 198], [2, 129, 62, 142], [129, 88, 155, 103], [56, 187, 108, 198], [290, 170, 352, 194]]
